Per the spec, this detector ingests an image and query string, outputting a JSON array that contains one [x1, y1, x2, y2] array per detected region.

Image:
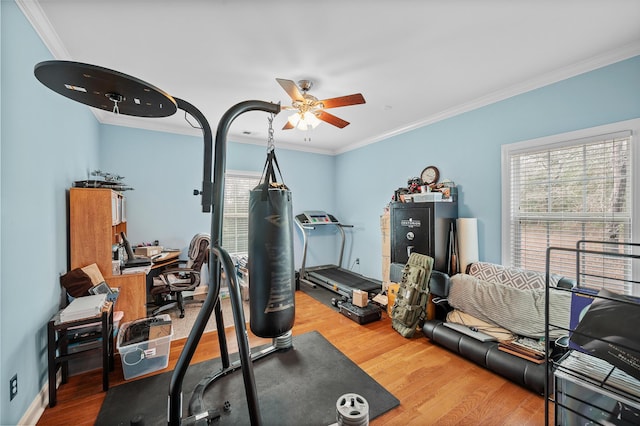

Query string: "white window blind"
[[506, 130, 633, 293], [222, 172, 260, 255]]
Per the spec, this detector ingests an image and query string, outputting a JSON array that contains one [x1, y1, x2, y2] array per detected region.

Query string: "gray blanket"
[[448, 273, 570, 339]]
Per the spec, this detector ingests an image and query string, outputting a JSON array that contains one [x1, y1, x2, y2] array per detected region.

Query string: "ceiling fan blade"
[[282, 121, 295, 130], [319, 93, 365, 109], [316, 110, 350, 128], [276, 78, 304, 101]]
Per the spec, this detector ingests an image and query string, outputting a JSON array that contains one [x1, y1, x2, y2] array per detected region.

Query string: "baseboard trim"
[[19, 370, 61, 425]]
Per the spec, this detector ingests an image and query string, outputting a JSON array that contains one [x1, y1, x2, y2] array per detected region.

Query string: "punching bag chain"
[[266, 113, 276, 153]]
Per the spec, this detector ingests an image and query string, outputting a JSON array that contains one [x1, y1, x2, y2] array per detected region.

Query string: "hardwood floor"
[[37, 291, 547, 425]]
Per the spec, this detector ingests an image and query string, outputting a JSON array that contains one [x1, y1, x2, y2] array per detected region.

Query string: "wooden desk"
[[47, 302, 114, 407], [150, 251, 181, 269], [109, 274, 146, 324]]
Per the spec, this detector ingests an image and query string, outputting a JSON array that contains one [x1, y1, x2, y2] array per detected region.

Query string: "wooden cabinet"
[[69, 188, 145, 323]]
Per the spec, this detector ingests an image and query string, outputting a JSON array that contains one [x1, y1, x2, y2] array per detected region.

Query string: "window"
[[222, 171, 261, 255], [502, 120, 638, 294]]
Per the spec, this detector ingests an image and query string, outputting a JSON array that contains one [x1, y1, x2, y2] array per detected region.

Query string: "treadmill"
[[295, 211, 382, 299]]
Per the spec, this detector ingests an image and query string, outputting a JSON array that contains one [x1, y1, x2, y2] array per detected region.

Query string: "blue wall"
[[1, 2, 101, 424], [100, 56, 640, 282], [335, 56, 640, 279], [98, 125, 338, 269], [2, 0, 640, 423]]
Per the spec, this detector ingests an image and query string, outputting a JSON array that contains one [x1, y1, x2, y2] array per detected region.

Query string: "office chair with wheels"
[[150, 233, 210, 318]]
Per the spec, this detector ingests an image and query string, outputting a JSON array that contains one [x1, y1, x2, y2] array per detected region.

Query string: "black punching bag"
[[248, 150, 295, 338]]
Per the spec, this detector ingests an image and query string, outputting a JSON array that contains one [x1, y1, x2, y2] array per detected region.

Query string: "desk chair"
[[150, 233, 210, 318]]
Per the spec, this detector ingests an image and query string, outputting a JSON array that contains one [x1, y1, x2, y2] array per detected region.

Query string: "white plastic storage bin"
[[116, 314, 173, 380]]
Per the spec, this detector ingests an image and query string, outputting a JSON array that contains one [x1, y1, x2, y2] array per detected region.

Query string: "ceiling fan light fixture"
[[277, 77, 365, 131], [288, 111, 320, 131]]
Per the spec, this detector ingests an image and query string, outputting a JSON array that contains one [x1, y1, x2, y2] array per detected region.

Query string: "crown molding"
[[16, 0, 71, 59], [97, 110, 336, 156], [336, 41, 640, 155], [19, 1, 640, 157]]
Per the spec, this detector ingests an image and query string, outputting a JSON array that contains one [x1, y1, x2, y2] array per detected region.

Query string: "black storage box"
[[339, 301, 382, 325]]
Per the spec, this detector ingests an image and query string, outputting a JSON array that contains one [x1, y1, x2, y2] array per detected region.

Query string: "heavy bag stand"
[[173, 102, 292, 426], [34, 61, 288, 426]]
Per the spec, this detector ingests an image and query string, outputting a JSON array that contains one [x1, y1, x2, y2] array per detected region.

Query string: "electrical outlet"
[[355, 258, 360, 265], [9, 374, 17, 401]]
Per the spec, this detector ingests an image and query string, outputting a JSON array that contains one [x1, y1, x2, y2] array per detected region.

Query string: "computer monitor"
[[120, 232, 150, 266]]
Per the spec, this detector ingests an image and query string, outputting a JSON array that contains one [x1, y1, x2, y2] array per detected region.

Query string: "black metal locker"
[[390, 201, 457, 272]]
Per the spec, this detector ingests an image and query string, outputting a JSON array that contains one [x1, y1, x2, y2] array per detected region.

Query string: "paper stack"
[[60, 294, 107, 323], [121, 266, 152, 275]]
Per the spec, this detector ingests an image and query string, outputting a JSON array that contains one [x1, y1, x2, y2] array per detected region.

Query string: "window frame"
[[222, 170, 262, 256], [501, 118, 640, 292]]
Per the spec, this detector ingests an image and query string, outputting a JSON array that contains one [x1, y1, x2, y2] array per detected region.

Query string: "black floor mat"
[[97, 331, 399, 425]]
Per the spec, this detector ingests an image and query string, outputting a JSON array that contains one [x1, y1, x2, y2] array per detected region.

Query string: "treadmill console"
[[297, 211, 340, 225]]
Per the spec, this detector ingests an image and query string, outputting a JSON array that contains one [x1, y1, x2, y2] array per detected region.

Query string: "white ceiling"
[[19, 0, 640, 155]]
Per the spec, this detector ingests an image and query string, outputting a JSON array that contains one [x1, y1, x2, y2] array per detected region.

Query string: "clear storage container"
[[116, 314, 172, 380]]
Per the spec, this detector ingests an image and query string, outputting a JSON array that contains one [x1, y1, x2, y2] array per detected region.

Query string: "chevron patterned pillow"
[[467, 262, 561, 290]]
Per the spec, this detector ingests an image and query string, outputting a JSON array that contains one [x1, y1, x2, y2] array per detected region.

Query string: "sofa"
[[422, 262, 574, 395]]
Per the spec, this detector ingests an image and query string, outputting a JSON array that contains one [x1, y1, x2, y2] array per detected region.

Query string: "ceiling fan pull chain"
[[266, 113, 276, 153]]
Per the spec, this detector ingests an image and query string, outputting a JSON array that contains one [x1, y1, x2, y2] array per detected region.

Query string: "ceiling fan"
[[276, 78, 365, 130]]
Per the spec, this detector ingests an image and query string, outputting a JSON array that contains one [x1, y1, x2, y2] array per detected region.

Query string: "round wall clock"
[[420, 166, 440, 185]]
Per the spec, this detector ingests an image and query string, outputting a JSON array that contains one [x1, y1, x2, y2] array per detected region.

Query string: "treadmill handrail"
[[295, 219, 310, 278], [295, 212, 350, 275], [300, 224, 352, 230]]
